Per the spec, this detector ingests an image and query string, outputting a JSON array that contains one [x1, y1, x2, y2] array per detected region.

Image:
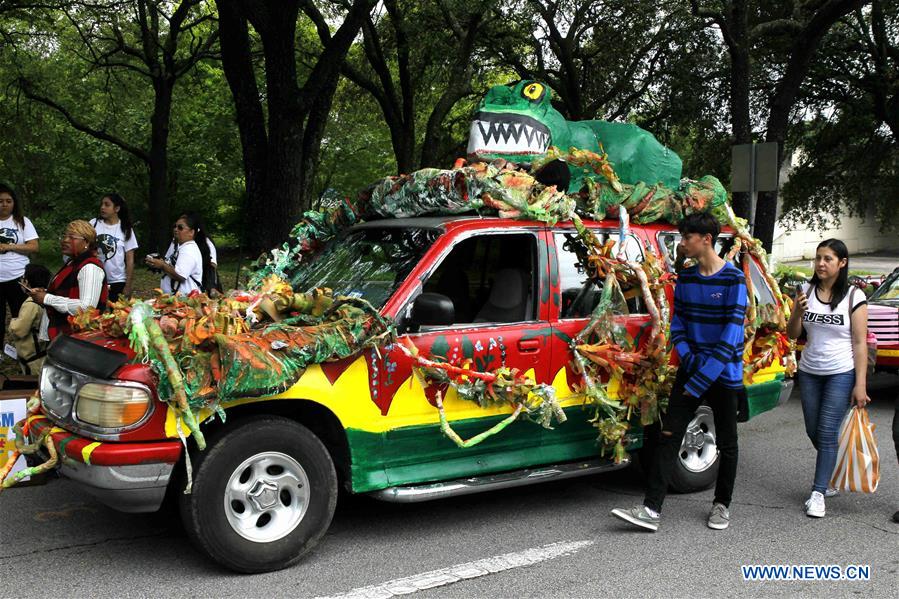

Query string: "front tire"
[[669, 405, 719, 493], [179, 416, 338, 573]]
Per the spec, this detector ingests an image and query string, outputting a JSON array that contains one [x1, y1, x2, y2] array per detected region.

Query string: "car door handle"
[[518, 339, 541, 353]]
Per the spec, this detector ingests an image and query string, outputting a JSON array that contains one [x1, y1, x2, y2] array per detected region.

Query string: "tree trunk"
[[218, 0, 372, 252], [729, 46, 753, 221], [391, 126, 416, 174], [217, 0, 269, 253], [147, 77, 174, 252], [753, 0, 869, 252], [257, 6, 306, 248]]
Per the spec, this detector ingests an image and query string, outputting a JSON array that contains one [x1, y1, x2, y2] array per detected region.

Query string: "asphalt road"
[[2, 375, 897, 598]]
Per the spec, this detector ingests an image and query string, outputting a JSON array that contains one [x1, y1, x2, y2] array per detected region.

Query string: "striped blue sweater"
[[670, 261, 748, 397]]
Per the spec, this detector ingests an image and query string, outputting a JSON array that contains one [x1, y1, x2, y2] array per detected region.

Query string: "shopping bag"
[[830, 406, 880, 493]]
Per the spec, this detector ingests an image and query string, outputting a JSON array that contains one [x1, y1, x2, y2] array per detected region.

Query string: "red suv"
[[27, 216, 791, 572]]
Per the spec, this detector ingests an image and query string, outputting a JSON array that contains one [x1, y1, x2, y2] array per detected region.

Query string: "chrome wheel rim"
[[224, 451, 310, 543], [679, 406, 718, 473]]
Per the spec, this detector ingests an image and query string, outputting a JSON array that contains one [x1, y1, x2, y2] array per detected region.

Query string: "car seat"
[[474, 268, 530, 323]]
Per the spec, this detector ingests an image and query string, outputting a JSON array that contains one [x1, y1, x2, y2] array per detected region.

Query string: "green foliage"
[[0, 0, 894, 252], [781, 0, 898, 233]]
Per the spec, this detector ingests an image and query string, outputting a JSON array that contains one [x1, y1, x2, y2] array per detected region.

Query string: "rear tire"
[[179, 416, 337, 573]]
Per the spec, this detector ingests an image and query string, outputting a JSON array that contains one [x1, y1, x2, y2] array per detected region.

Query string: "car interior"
[[422, 233, 537, 324]]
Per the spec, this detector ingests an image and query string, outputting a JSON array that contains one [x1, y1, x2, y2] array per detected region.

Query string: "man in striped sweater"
[[612, 212, 747, 532]]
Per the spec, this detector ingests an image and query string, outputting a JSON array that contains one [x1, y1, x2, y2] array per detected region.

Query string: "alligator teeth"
[[467, 115, 551, 156]]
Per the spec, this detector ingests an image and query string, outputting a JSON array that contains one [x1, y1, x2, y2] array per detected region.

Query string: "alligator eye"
[[522, 82, 545, 101]]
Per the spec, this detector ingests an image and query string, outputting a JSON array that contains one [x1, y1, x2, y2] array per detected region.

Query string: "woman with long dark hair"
[[91, 193, 138, 302], [0, 183, 40, 349], [146, 212, 208, 295], [787, 238, 870, 518], [159, 211, 219, 293]]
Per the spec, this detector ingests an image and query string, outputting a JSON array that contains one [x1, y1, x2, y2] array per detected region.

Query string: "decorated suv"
[[5, 81, 796, 573], [11, 214, 790, 572]]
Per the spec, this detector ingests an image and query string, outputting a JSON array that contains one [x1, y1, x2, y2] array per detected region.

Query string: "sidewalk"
[[782, 250, 899, 275]]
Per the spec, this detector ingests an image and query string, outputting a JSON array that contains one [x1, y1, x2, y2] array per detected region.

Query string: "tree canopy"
[[0, 0, 893, 255]]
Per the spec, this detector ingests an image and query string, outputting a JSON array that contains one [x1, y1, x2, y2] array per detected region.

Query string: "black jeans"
[[893, 397, 899, 467], [107, 282, 126, 303], [644, 368, 741, 513], [0, 278, 26, 349]]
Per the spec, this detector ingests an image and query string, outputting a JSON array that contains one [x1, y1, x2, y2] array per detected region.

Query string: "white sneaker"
[[825, 488, 839, 498], [805, 491, 825, 518]]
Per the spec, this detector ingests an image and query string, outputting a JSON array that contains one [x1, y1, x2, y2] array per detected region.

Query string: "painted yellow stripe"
[[161, 351, 789, 439], [81, 442, 101, 465], [877, 349, 899, 357]]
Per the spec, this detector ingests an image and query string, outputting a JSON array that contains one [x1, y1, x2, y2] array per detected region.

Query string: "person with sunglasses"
[[26, 220, 108, 341], [145, 213, 207, 295]]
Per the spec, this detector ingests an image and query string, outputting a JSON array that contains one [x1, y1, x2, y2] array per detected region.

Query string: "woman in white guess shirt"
[[787, 239, 869, 519]]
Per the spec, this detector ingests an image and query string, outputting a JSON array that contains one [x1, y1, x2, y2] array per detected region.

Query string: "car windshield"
[[870, 270, 899, 301], [289, 227, 440, 309]]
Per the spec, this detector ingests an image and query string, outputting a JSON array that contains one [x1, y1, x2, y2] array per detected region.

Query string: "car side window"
[[658, 231, 774, 305], [421, 233, 538, 324], [658, 232, 734, 272], [555, 231, 646, 318]]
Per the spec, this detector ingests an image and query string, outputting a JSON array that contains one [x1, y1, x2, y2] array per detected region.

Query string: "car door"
[[544, 224, 653, 457], [373, 226, 557, 486]]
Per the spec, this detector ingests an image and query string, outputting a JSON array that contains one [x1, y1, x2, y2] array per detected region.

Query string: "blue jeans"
[[797, 369, 855, 493]]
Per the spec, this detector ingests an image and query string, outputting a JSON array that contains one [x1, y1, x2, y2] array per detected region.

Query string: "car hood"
[[72, 331, 138, 361]]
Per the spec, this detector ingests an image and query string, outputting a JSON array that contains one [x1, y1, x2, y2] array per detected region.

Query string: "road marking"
[[316, 539, 594, 599]]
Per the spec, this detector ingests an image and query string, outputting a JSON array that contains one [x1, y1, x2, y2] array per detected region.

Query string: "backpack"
[[202, 265, 224, 295]]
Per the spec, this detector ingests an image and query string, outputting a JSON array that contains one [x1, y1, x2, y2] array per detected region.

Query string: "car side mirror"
[[410, 292, 455, 329]]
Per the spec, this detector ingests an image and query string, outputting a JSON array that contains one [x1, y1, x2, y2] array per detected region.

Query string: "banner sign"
[[1, 395, 29, 482]]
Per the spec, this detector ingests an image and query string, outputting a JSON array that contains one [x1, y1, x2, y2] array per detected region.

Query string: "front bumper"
[[27, 414, 181, 513], [57, 459, 175, 513]]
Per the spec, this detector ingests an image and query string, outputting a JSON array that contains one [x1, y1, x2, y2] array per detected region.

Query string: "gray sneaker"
[[707, 503, 730, 530], [610, 505, 659, 532]]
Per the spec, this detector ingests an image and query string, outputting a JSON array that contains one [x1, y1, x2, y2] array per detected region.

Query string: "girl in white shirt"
[[787, 238, 869, 518], [0, 183, 40, 349], [146, 213, 209, 295], [92, 193, 139, 302]]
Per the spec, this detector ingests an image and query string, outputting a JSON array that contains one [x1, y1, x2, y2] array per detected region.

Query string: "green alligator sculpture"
[[466, 80, 683, 190]]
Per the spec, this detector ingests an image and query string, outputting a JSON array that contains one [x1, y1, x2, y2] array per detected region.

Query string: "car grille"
[[868, 304, 899, 345], [40, 361, 87, 420]]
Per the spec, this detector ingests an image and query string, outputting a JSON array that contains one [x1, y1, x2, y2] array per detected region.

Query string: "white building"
[[768, 151, 898, 262]]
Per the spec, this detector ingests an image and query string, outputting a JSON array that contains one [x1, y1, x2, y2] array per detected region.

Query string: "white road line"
[[316, 539, 594, 599]]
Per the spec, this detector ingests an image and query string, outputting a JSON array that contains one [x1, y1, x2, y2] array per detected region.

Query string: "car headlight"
[[75, 383, 151, 428]]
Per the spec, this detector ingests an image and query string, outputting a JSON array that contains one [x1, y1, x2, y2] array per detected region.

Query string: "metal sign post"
[[731, 142, 780, 232]]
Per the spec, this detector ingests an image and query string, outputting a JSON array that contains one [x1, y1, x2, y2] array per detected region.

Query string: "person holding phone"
[[787, 238, 869, 518], [145, 213, 207, 295], [0, 183, 40, 350], [27, 220, 109, 341]]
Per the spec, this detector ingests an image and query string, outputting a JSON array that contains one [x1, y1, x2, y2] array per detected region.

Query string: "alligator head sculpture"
[[467, 80, 683, 190]]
